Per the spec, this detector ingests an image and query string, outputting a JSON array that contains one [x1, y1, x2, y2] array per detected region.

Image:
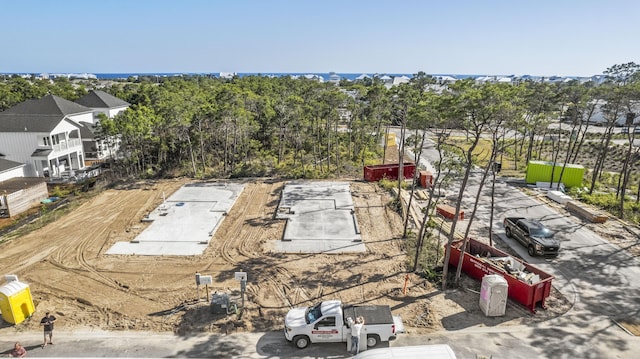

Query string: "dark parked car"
[[503, 217, 560, 257]]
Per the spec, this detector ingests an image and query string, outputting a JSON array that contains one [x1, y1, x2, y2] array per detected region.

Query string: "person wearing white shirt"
[[347, 316, 365, 355]]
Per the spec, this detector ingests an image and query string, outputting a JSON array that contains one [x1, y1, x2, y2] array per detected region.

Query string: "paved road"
[[391, 127, 640, 358], [460, 170, 640, 358], [1, 318, 638, 359]]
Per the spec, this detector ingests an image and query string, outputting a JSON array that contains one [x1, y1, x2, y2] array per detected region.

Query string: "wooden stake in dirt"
[[195, 272, 201, 301], [403, 274, 410, 295]]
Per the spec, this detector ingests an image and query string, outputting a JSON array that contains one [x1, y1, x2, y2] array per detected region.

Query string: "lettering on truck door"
[[311, 316, 341, 342]]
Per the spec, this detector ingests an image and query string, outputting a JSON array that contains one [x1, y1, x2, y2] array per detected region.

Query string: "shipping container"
[[447, 238, 554, 313], [525, 161, 584, 188], [363, 163, 416, 182]]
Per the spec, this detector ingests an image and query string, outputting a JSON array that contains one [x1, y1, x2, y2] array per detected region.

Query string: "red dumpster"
[[419, 170, 433, 188], [363, 163, 416, 182], [447, 238, 554, 313]]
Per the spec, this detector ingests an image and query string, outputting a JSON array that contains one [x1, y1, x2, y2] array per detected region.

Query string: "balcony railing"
[[52, 138, 82, 152]]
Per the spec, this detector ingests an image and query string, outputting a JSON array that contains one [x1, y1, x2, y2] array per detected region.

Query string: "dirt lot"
[[0, 142, 579, 337], [0, 173, 573, 338]]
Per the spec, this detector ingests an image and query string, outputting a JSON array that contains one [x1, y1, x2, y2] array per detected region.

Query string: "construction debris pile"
[[475, 255, 541, 284]]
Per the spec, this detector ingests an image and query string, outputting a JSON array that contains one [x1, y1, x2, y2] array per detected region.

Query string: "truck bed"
[[343, 305, 394, 325]]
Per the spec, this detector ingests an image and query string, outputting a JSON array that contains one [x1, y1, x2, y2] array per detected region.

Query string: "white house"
[[435, 75, 457, 84], [378, 75, 393, 84], [583, 99, 640, 126], [0, 95, 93, 177], [328, 72, 341, 84], [392, 75, 411, 86], [75, 90, 130, 121], [74, 90, 130, 164]]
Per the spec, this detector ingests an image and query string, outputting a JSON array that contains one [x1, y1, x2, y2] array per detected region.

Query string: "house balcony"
[[51, 138, 82, 154]]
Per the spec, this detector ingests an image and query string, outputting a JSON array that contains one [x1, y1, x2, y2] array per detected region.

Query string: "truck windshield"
[[305, 303, 323, 324], [530, 226, 553, 238]]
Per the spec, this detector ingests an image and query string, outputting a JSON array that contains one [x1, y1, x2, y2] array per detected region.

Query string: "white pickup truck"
[[284, 300, 402, 349]]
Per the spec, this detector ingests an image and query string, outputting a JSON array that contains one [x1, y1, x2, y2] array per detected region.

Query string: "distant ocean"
[[0, 72, 498, 81], [93, 72, 482, 81]]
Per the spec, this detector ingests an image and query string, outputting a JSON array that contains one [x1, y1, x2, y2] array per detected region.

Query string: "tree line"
[[2, 64, 640, 286]]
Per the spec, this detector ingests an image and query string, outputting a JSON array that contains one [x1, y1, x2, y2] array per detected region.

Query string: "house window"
[[43, 137, 49, 146]]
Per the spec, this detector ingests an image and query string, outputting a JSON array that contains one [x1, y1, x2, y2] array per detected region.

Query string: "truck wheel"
[[366, 334, 380, 347], [527, 245, 536, 257], [505, 227, 512, 238], [293, 335, 310, 349]]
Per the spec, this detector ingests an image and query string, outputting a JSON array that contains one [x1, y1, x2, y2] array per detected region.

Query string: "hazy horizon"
[[2, 1, 638, 77]]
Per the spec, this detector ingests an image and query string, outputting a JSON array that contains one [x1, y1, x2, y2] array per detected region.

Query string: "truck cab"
[[284, 300, 400, 349], [285, 300, 347, 348]]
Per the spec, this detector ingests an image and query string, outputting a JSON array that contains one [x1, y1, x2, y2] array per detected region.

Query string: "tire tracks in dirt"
[[207, 180, 314, 310]]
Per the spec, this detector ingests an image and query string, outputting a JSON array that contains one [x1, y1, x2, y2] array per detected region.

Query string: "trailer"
[[363, 163, 416, 182], [447, 238, 554, 313]]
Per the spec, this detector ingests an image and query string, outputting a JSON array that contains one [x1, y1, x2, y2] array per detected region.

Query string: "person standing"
[[347, 316, 365, 355], [10, 342, 27, 357], [40, 312, 57, 348]]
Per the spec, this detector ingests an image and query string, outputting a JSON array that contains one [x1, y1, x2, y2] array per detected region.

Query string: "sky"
[[1, 0, 639, 77]]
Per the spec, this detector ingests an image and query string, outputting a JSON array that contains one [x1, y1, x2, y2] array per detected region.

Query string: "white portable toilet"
[[479, 274, 508, 317]]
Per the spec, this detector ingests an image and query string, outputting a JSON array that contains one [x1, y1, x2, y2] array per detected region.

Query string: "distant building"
[[435, 75, 457, 84], [289, 74, 324, 82], [328, 72, 341, 84], [219, 72, 237, 79], [378, 75, 393, 83], [392, 75, 411, 86]]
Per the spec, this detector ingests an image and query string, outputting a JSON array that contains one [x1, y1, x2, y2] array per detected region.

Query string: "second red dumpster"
[[363, 163, 416, 182], [447, 238, 554, 313]]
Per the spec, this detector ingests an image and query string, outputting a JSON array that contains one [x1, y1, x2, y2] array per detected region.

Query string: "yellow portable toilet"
[[0, 277, 36, 325]]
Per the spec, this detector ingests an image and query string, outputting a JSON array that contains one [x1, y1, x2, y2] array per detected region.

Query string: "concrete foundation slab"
[[106, 182, 244, 256], [273, 181, 364, 253], [107, 241, 209, 256]]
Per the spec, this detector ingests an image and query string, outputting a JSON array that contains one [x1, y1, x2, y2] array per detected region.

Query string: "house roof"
[[1, 94, 92, 116], [0, 115, 79, 132], [75, 90, 130, 109], [0, 158, 24, 173], [0, 95, 91, 132], [78, 121, 96, 139], [31, 148, 53, 157], [0, 177, 46, 193], [392, 76, 411, 85]]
